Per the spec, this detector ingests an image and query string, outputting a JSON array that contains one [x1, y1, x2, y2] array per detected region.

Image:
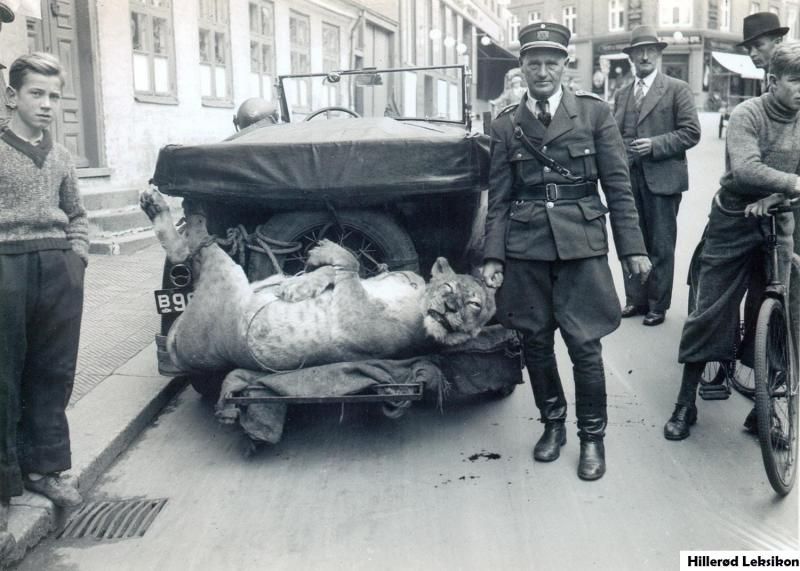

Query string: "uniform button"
[[543, 166, 551, 173], [584, 148, 590, 154], [516, 153, 523, 158], [546, 201, 554, 209], [542, 145, 547, 152]]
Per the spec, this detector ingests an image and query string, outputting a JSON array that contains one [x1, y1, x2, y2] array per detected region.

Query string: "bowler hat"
[[737, 12, 789, 47], [0, 2, 14, 23], [518, 22, 570, 56], [622, 25, 668, 54]]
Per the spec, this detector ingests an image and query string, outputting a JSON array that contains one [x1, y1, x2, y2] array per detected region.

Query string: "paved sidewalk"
[[4, 243, 188, 566], [71, 243, 165, 405]]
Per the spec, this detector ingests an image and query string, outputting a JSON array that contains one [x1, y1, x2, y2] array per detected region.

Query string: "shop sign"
[[658, 34, 702, 45], [704, 37, 743, 53]]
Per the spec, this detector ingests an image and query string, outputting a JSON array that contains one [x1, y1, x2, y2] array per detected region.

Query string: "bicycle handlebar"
[[713, 191, 800, 217]]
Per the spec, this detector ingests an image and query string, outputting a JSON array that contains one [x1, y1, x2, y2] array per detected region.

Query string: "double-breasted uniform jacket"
[[612, 72, 701, 195], [483, 89, 646, 264]]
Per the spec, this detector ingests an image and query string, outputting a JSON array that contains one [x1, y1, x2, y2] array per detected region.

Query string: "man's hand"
[[481, 259, 505, 289], [744, 193, 787, 217], [630, 138, 653, 157], [621, 255, 652, 284]]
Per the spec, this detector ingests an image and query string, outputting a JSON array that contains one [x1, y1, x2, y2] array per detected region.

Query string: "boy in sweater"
[[0, 52, 88, 549], [664, 43, 800, 440]]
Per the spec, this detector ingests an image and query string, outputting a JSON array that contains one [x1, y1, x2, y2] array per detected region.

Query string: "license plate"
[[154, 288, 194, 314]]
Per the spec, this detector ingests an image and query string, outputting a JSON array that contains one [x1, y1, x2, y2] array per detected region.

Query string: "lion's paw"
[[276, 266, 336, 302], [306, 239, 358, 271], [139, 188, 171, 222]]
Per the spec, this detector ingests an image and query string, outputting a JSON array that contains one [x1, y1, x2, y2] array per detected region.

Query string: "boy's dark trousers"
[[0, 249, 84, 499]]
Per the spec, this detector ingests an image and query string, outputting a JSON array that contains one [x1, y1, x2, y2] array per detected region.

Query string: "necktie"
[[536, 99, 551, 127], [634, 80, 645, 111]]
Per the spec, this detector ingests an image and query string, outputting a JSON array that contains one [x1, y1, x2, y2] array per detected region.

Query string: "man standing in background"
[[0, 2, 14, 127], [614, 25, 700, 326]]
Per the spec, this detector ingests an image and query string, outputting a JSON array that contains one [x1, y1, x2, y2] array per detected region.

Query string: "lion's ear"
[[431, 257, 456, 278]]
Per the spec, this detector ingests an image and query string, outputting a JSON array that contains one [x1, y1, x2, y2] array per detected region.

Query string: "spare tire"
[[249, 209, 419, 279]]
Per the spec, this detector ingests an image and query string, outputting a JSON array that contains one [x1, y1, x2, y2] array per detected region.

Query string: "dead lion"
[[140, 189, 496, 376]]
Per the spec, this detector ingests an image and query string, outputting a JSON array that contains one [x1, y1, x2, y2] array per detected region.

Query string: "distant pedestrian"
[[614, 25, 701, 327], [0, 52, 88, 543], [740, 12, 789, 81]]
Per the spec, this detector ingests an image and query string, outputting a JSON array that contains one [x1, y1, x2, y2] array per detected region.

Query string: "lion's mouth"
[[427, 309, 455, 333]]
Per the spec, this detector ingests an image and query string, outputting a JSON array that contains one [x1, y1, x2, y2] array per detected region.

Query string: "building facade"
[[505, 0, 800, 108], [0, 0, 396, 201]]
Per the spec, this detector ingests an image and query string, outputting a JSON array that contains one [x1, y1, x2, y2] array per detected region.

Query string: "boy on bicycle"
[[664, 43, 800, 440]]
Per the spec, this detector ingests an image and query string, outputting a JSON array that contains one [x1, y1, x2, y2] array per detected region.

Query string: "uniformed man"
[[232, 97, 279, 132], [481, 22, 651, 481]]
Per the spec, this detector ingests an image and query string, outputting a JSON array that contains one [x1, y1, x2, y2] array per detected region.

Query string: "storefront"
[[703, 38, 763, 112]]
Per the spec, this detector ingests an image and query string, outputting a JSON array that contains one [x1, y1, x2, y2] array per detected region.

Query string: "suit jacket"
[[613, 72, 701, 195], [484, 89, 646, 263]]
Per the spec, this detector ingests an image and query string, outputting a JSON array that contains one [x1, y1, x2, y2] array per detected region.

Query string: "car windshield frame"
[[276, 64, 472, 129]]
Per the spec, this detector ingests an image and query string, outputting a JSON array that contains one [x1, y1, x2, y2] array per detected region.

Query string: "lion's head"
[[422, 257, 496, 345]]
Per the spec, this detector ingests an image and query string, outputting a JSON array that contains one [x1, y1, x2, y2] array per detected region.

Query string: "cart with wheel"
[[147, 64, 522, 424]]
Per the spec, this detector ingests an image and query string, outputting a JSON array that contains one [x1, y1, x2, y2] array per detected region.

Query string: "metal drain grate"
[[58, 498, 168, 540]]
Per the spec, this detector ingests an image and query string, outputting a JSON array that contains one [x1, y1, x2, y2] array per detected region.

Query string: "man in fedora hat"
[[0, 1, 15, 127], [482, 21, 651, 481], [739, 12, 789, 76], [614, 25, 700, 327]]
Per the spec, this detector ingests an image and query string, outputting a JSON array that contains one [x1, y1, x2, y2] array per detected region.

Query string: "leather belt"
[[514, 182, 597, 202]]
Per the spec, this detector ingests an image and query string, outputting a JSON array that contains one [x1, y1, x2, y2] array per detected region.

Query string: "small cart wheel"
[[381, 400, 412, 419]]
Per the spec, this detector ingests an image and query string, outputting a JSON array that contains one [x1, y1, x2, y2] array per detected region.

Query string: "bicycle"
[[713, 191, 800, 496]]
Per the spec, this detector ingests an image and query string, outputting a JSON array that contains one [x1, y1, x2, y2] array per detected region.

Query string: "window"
[[528, 11, 541, 24], [322, 23, 340, 106], [248, 1, 274, 100], [720, 0, 731, 31], [198, 0, 232, 104], [509, 14, 519, 41], [659, 0, 692, 26], [289, 11, 310, 109], [130, 0, 176, 102], [750, 2, 761, 14], [608, 0, 624, 31], [562, 6, 576, 34], [788, 5, 798, 39]]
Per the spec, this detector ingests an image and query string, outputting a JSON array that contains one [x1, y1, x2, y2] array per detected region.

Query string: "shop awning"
[[712, 51, 764, 81], [477, 42, 519, 101]]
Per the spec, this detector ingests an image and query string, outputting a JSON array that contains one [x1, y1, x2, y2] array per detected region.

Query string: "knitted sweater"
[[719, 92, 800, 201], [0, 127, 89, 262]]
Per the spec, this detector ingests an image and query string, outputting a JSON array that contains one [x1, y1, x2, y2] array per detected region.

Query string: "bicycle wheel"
[[754, 297, 799, 496]]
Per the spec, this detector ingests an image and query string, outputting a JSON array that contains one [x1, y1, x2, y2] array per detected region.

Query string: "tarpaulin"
[[151, 117, 490, 207]]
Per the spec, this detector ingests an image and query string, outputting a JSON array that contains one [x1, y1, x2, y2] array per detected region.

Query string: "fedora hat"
[[0, 2, 14, 23], [518, 22, 570, 56], [737, 12, 789, 47], [622, 25, 668, 54]]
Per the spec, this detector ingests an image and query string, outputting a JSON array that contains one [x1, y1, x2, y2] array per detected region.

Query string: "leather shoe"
[[664, 403, 698, 440], [621, 304, 647, 318], [24, 474, 83, 508], [533, 422, 566, 462], [643, 311, 666, 326], [577, 440, 605, 480]]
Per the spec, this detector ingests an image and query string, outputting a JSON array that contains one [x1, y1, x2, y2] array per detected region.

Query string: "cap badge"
[[537, 30, 549, 40]]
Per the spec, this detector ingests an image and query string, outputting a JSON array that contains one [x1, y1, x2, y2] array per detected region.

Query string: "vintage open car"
[[148, 64, 520, 404]]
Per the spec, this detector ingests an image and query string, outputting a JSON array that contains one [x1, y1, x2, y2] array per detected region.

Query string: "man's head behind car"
[[234, 97, 278, 131]]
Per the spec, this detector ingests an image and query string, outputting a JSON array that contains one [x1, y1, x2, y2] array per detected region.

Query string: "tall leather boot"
[[575, 375, 607, 481], [0, 497, 16, 562], [527, 362, 568, 462]]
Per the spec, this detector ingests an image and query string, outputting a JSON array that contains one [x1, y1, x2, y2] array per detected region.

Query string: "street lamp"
[[480, 35, 492, 46], [673, 31, 684, 42], [443, 36, 456, 48], [456, 42, 468, 55], [429, 28, 442, 41]]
